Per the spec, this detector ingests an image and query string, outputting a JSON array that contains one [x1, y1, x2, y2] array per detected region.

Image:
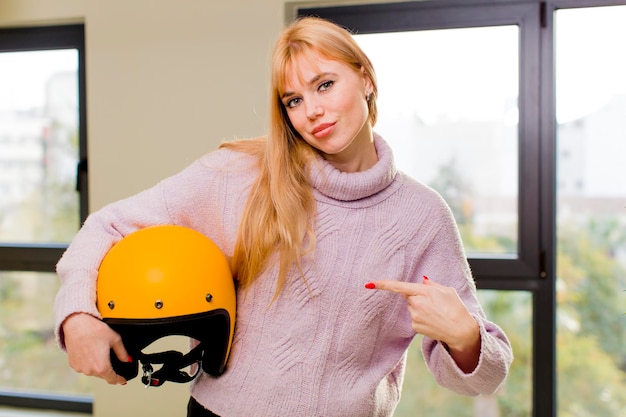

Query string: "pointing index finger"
[[365, 279, 424, 296]]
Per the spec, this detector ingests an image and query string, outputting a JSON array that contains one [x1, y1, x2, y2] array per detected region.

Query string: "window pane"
[[556, 6, 626, 416], [0, 271, 92, 397], [355, 26, 519, 256], [0, 50, 80, 244], [396, 290, 531, 417]]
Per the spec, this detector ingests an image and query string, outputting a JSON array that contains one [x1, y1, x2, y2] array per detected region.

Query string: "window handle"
[[76, 158, 88, 192]]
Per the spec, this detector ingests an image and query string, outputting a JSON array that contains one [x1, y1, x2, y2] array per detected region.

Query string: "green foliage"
[[556, 219, 626, 416], [557, 332, 626, 417], [0, 272, 93, 395]]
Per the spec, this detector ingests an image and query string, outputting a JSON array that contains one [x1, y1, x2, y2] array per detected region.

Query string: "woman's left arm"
[[370, 274, 512, 396], [368, 191, 513, 395]]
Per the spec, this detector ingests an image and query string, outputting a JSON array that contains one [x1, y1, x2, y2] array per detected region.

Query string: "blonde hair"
[[221, 17, 378, 294]]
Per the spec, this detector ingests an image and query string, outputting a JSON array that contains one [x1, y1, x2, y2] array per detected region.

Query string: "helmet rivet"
[[154, 300, 163, 309], [205, 294, 213, 303], [107, 301, 115, 310]]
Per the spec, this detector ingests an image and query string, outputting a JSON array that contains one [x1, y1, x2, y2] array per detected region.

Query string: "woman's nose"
[[305, 100, 323, 120]]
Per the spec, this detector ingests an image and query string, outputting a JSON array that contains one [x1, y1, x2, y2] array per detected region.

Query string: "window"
[[296, 0, 626, 416], [355, 25, 520, 257], [555, 5, 626, 415], [352, 22, 533, 416], [0, 25, 91, 414]]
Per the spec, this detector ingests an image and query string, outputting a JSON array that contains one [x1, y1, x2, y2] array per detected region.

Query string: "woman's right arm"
[[54, 181, 176, 346], [54, 149, 240, 383], [54, 163, 195, 383]]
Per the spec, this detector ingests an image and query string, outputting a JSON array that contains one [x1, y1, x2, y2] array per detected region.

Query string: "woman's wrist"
[[445, 318, 481, 373]]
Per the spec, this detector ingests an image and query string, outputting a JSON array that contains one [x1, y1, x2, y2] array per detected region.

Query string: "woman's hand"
[[367, 276, 481, 373], [62, 312, 130, 385]]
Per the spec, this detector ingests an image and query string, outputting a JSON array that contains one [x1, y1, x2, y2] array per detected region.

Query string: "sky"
[[555, 6, 626, 123], [352, 5, 626, 198], [356, 25, 519, 125], [0, 49, 77, 112], [1, 6, 624, 120], [354, 5, 626, 125]]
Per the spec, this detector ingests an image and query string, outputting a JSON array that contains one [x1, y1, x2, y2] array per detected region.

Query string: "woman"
[[55, 16, 512, 417]]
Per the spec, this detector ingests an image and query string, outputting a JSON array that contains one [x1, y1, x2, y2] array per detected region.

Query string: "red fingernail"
[[127, 356, 133, 363], [423, 275, 429, 281], [365, 282, 376, 289]]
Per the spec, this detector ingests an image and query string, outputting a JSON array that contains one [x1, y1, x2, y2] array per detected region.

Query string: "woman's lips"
[[312, 122, 335, 139]]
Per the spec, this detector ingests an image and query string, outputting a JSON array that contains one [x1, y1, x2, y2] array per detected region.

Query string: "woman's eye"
[[319, 80, 334, 92], [286, 97, 302, 108]]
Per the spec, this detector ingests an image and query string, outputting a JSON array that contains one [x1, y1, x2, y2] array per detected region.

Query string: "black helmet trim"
[[106, 309, 231, 386]]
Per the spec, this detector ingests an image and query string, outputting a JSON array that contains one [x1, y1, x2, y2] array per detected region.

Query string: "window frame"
[[295, 0, 548, 414], [0, 24, 90, 414]]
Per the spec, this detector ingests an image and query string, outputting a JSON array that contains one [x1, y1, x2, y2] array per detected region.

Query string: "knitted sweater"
[[54, 135, 512, 417]]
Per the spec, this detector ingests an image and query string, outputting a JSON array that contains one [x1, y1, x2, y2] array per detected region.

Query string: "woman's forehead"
[[281, 51, 346, 91], [286, 55, 322, 82]]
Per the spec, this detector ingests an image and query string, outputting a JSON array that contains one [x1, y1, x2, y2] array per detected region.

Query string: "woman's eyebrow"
[[281, 72, 336, 99]]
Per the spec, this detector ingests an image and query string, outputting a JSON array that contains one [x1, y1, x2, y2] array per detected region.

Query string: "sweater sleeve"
[[416, 193, 513, 396], [53, 157, 214, 349]]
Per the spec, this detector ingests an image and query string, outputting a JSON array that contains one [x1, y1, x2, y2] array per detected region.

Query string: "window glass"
[[355, 26, 519, 256], [0, 271, 92, 397], [0, 49, 80, 244], [396, 290, 531, 416], [555, 6, 626, 416], [0, 43, 90, 408]]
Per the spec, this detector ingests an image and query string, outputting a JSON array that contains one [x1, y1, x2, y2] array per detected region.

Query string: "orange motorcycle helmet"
[[96, 225, 236, 387]]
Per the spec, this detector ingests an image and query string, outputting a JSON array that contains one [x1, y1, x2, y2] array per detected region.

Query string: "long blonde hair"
[[221, 16, 378, 294]]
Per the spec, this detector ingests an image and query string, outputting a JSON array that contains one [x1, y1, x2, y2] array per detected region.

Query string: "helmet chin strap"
[[138, 344, 205, 387]]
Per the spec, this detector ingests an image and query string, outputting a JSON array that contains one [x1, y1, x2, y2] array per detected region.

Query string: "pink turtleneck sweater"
[[54, 135, 512, 416]]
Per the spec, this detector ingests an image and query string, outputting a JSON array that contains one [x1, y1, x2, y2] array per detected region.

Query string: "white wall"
[[0, 0, 389, 415]]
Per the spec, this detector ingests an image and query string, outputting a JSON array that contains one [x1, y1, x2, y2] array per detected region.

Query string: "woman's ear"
[[361, 67, 374, 99]]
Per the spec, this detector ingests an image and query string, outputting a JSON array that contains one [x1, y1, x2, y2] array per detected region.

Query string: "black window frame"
[[0, 24, 90, 414]]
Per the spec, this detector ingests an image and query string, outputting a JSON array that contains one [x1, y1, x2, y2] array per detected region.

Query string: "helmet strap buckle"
[[136, 344, 204, 387], [141, 363, 157, 388]]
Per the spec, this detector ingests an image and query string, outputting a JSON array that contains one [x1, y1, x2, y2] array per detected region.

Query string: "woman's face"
[[280, 52, 376, 172]]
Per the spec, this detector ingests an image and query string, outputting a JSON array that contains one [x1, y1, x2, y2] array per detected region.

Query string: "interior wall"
[[0, 0, 389, 415]]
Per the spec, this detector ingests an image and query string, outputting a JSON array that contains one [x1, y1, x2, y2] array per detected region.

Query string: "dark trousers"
[[187, 397, 221, 417]]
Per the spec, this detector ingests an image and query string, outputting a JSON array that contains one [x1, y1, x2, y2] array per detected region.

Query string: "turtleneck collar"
[[308, 133, 398, 203]]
